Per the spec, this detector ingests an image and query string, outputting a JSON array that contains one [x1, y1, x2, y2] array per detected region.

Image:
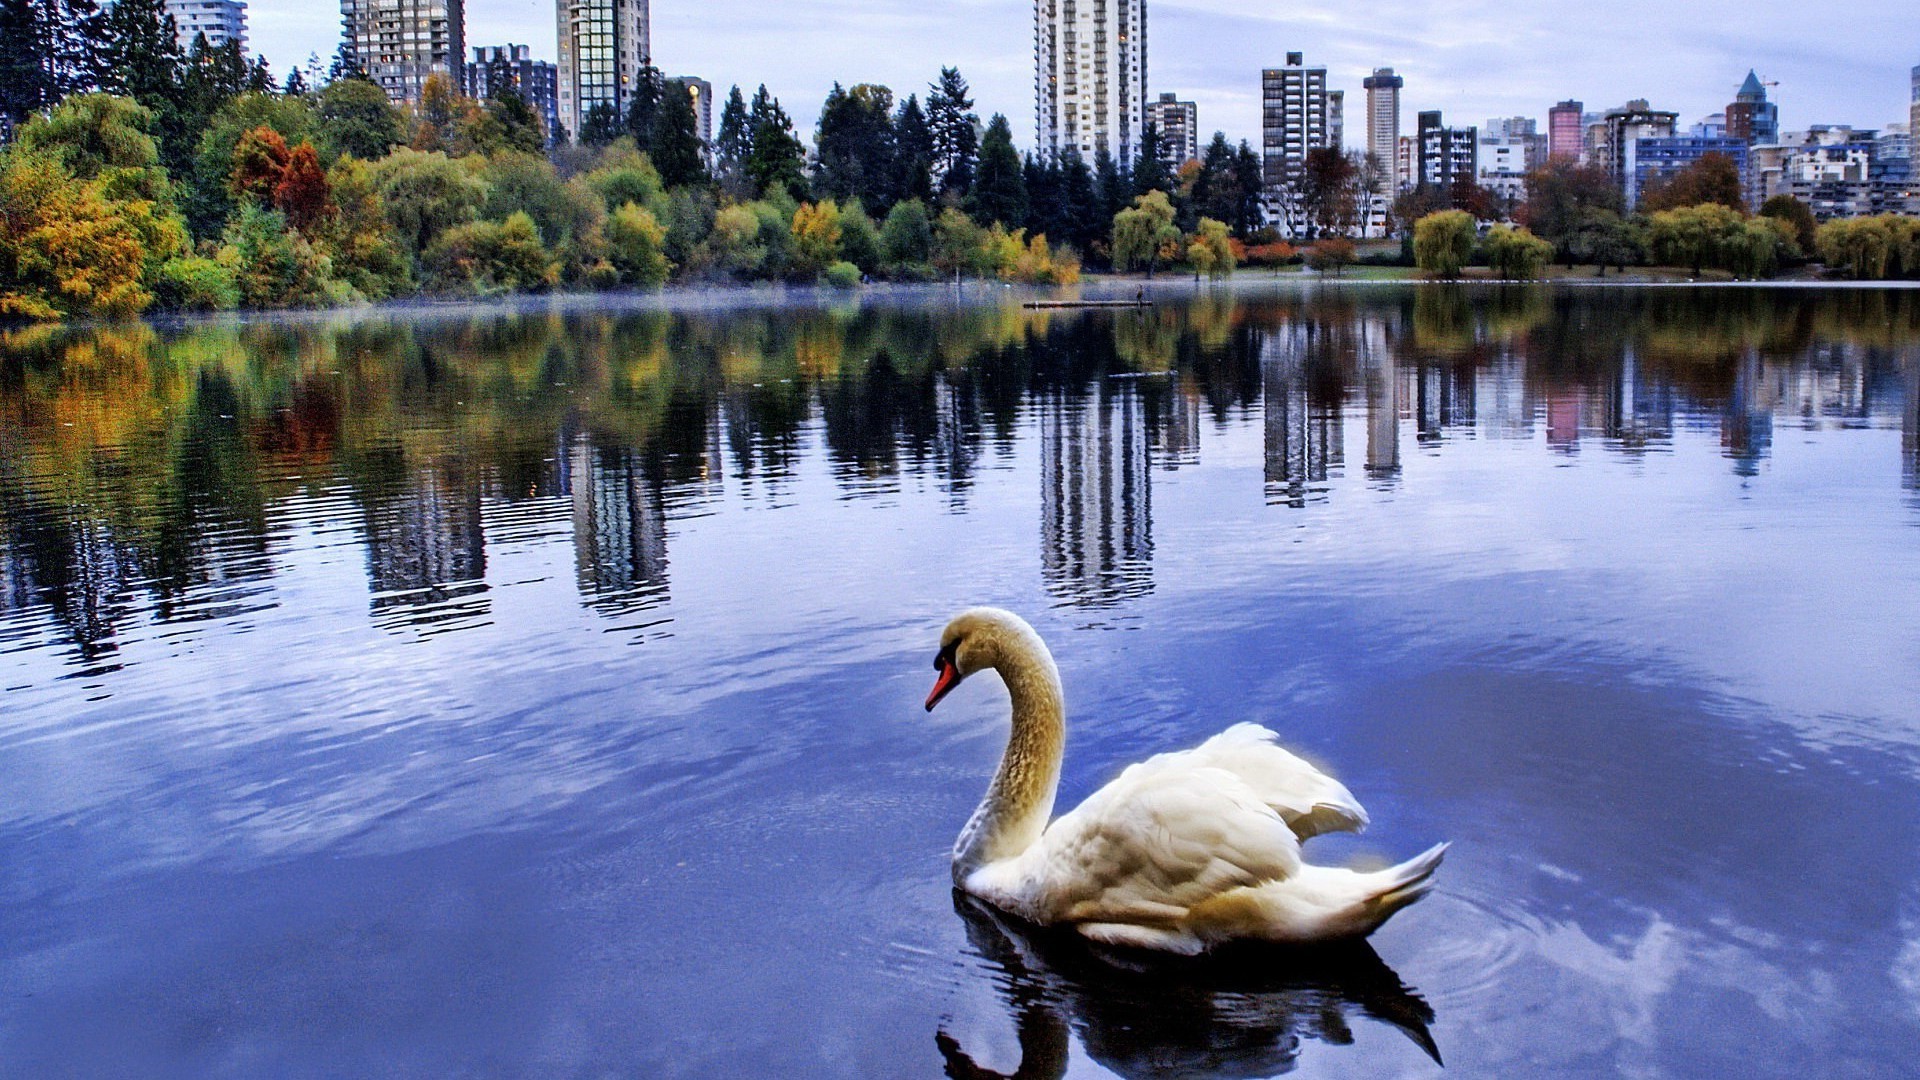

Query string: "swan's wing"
[[971, 763, 1304, 933], [1172, 723, 1369, 840]]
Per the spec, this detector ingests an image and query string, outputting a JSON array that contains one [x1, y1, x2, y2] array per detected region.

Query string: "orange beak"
[[926, 657, 960, 712]]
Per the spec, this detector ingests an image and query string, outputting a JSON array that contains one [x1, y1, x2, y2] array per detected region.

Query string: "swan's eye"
[[934, 641, 958, 669]]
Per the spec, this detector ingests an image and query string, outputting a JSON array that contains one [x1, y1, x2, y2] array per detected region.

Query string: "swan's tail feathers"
[[1359, 842, 1449, 931]]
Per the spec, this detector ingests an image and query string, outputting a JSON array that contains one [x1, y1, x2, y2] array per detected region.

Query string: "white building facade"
[[1363, 68, 1403, 190], [1034, 0, 1147, 165], [167, 0, 246, 53], [557, 0, 651, 142]]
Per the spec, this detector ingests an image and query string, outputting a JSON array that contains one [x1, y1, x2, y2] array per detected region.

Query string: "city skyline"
[[245, 1, 1915, 151]]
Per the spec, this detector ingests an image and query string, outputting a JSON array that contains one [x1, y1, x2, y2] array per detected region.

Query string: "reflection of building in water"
[[1772, 343, 1871, 425], [1904, 354, 1918, 503], [1722, 352, 1774, 477], [1151, 377, 1203, 470], [360, 453, 489, 627], [1263, 337, 1344, 507], [1477, 353, 1534, 441], [934, 374, 985, 504], [567, 439, 669, 616], [1414, 362, 1475, 446], [1040, 384, 1153, 608], [1599, 348, 1675, 451], [1546, 389, 1584, 452], [1365, 350, 1404, 482]]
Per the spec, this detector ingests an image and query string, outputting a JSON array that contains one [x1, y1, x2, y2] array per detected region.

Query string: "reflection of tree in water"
[[566, 439, 669, 618], [1905, 352, 1919, 510], [938, 893, 1440, 1080], [1039, 382, 1154, 608]]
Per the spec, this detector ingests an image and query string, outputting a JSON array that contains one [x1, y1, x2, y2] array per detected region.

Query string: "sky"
[[251, 0, 1917, 148]]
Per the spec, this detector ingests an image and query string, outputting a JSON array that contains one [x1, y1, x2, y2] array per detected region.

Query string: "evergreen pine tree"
[[329, 41, 367, 84], [745, 85, 806, 200], [1057, 148, 1099, 250], [624, 66, 663, 152], [581, 102, 621, 148], [284, 68, 308, 96], [815, 82, 897, 211], [927, 67, 977, 200], [714, 85, 751, 194], [246, 56, 274, 93], [1094, 149, 1129, 226], [893, 93, 935, 204], [1132, 123, 1171, 196], [1233, 141, 1266, 235], [652, 81, 710, 189], [967, 114, 1026, 228], [0, 0, 59, 136]]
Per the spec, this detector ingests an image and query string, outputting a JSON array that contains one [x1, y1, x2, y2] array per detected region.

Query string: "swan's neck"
[[953, 640, 1065, 880]]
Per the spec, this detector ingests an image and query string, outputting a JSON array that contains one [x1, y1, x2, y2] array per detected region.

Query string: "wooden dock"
[[1021, 300, 1155, 310]]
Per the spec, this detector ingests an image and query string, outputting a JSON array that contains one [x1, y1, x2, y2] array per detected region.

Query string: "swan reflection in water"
[[939, 893, 1441, 1079]]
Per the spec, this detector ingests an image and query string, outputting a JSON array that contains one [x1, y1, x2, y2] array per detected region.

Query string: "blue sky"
[[251, 0, 1916, 148]]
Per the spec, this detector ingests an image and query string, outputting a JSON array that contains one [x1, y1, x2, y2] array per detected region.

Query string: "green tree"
[[714, 85, 752, 196], [932, 206, 988, 279], [318, 77, 404, 161], [880, 198, 934, 275], [486, 86, 546, 156], [927, 67, 977, 199], [0, 148, 162, 319], [839, 199, 883, 272], [1413, 210, 1476, 279], [425, 210, 554, 293], [745, 85, 807, 199], [579, 103, 622, 148], [1566, 208, 1644, 275], [1187, 218, 1236, 280], [1131, 123, 1172, 197], [1649, 203, 1746, 275], [893, 93, 935, 205], [16, 93, 170, 201], [967, 114, 1027, 227], [1484, 224, 1555, 280], [366, 146, 489, 259], [84, 0, 187, 163], [623, 65, 664, 151], [1760, 195, 1817, 254], [652, 81, 711, 189], [218, 202, 336, 308], [1111, 190, 1180, 276], [815, 82, 898, 210]]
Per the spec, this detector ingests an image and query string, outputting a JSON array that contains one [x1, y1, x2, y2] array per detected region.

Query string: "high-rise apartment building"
[[557, 0, 651, 142], [1328, 90, 1345, 151], [1417, 110, 1477, 190], [1034, 0, 1147, 164], [340, 0, 464, 106], [1363, 68, 1404, 188], [1725, 71, 1779, 145], [466, 45, 560, 145], [167, 0, 246, 53], [1599, 101, 1679, 193], [1910, 65, 1918, 149], [1480, 118, 1542, 204], [1261, 53, 1328, 191], [1146, 92, 1198, 168], [1548, 100, 1585, 162]]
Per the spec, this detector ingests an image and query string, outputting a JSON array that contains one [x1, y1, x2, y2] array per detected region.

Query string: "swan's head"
[[925, 607, 1038, 712]]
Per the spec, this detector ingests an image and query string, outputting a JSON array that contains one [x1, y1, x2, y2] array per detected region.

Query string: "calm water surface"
[[3, 284, 1919, 1078]]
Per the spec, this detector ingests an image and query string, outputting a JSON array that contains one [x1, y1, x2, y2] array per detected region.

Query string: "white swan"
[[926, 607, 1447, 955]]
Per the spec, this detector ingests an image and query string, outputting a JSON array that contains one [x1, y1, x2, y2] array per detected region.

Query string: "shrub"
[[824, 260, 862, 290], [424, 211, 556, 294], [154, 256, 241, 311], [1304, 237, 1357, 276], [220, 204, 336, 309], [607, 202, 671, 286]]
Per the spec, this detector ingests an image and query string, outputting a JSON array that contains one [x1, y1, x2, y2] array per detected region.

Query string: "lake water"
[[2, 283, 1918, 1078]]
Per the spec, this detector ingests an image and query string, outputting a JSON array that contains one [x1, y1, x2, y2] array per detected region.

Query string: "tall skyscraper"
[[167, 0, 246, 53], [1548, 100, 1585, 161], [341, 0, 464, 106], [1034, 0, 1147, 164], [1261, 53, 1328, 192], [1146, 92, 1198, 168], [1725, 71, 1779, 145], [557, 0, 651, 142], [1363, 68, 1404, 188]]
